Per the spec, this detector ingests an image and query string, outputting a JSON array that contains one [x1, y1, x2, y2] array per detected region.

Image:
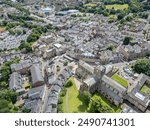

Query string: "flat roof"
[[54, 43, 62, 49], [135, 92, 145, 101]]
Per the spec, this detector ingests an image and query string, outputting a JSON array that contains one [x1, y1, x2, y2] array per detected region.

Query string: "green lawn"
[[106, 4, 129, 10], [112, 74, 128, 88], [62, 77, 88, 113], [92, 93, 121, 113], [140, 84, 150, 96], [62, 77, 122, 113], [84, 3, 97, 8]]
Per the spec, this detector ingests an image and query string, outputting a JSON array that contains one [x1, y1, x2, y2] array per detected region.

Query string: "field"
[[61, 77, 121, 113], [112, 74, 128, 88], [140, 84, 150, 96], [0, 27, 6, 33], [106, 4, 129, 10], [62, 77, 88, 113], [84, 3, 97, 8]]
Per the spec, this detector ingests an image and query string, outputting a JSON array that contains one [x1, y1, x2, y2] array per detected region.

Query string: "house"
[[30, 64, 45, 87], [45, 87, 59, 113], [44, 48, 56, 59], [99, 50, 122, 65], [119, 45, 144, 60], [24, 85, 46, 113], [11, 59, 32, 73], [9, 72, 23, 91]]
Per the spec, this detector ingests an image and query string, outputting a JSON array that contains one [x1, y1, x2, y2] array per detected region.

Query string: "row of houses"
[[45, 68, 71, 113], [119, 42, 150, 60], [24, 85, 46, 113]]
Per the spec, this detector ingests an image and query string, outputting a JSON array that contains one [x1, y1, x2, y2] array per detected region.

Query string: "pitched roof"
[[30, 64, 44, 85]]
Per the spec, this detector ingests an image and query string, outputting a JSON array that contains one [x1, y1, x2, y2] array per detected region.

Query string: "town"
[[0, 0, 150, 113]]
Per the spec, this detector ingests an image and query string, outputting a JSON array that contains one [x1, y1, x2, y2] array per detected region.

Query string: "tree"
[[27, 33, 40, 42], [123, 36, 132, 45], [0, 99, 12, 113], [132, 59, 150, 76], [63, 61, 68, 66], [22, 107, 30, 113], [16, 30, 22, 35], [0, 81, 8, 89], [57, 104, 63, 112], [58, 97, 63, 104], [88, 96, 114, 113], [80, 91, 91, 106], [126, 16, 133, 21], [59, 88, 67, 97], [107, 45, 115, 51], [22, 29, 26, 34], [0, 89, 18, 104], [65, 80, 73, 88], [0, 58, 20, 89]]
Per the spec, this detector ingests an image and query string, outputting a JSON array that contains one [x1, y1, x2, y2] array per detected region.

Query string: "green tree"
[[63, 61, 68, 66], [0, 89, 18, 104], [22, 107, 30, 113], [0, 81, 8, 89], [65, 81, 73, 88], [80, 91, 91, 106], [123, 36, 132, 45], [88, 97, 114, 113], [0, 99, 12, 113], [132, 59, 150, 76]]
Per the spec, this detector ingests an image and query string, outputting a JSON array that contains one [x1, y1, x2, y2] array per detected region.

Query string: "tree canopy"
[[132, 59, 150, 76]]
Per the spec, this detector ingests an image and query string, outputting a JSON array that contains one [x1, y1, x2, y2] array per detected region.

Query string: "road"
[[40, 84, 49, 113]]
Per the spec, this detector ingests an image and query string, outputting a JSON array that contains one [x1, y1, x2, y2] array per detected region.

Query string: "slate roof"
[[9, 72, 22, 90], [30, 64, 44, 86]]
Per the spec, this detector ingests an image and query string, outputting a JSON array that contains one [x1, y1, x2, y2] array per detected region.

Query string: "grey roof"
[[11, 59, 32, 72], [47, 96, 58, 105], [54, 79, 63, 87], [30, 64, 44, 86], [25, 99, 42, 113], [9, 72, 22, 90], [25, 86, 46, 113], [99, 83, 123, 103], [79, 60, 94, 74], [102, 75, 127, 94], [27, 85, 46, 100], [128, 74, 150, 107], [48, 75, 56, 85], [51, 85, 61, 93], [84, 77, 97, 87]]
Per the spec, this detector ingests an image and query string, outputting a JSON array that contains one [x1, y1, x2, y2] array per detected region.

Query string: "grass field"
[[84, 3, 97, 8], [106, 4, 129, 10], [140, 84, 150, 96], [112, 74, 128, 88], [62, 77, 122, 113], [62, 77, 88, 113], [0, 27, 6, 33], [92, 93, 121, 113]]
